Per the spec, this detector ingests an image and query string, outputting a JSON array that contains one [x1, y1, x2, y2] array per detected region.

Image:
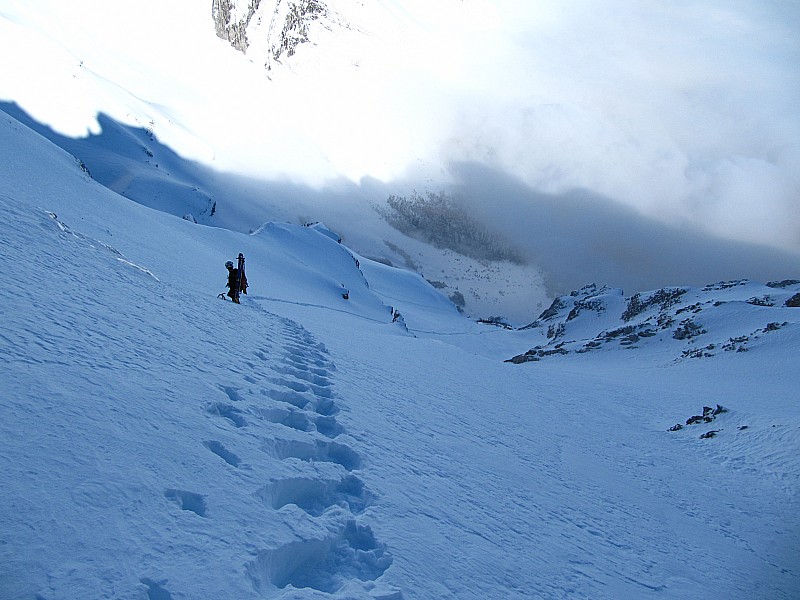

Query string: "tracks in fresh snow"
[[198, 313, 398, 598]]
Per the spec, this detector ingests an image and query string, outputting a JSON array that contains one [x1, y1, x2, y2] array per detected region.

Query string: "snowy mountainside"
[[2, 89, 800, 599], [0, 103, 217, 223], [510, 280, 800, 364], [0, 101, 421, 600], [0, 197, 400, 599], [1, 101, 548, 324]]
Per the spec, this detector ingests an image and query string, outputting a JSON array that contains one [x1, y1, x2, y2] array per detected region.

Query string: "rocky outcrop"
[[507, 279, 800, 364], [211, 0, 335, 69], [212, 0, 261, 52], [271, 0, 328, 63]]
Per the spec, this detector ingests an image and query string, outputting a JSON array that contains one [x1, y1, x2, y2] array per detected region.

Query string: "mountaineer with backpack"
[[224, 254, 247, 303]]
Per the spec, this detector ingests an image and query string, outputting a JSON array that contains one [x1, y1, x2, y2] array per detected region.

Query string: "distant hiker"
[[225, 258, 248, 303]]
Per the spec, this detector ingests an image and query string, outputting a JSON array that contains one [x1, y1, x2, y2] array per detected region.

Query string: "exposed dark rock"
[[522, 297, 567, 329], [511, 277, 796, 365], [622, 288, 687, 321], [478, 316, 513, 329], [571, 283, 600, 297], [747, 296, 775, 307], [767, 279, 800, 289], [671, 405, 727, 431], [212, 0, 260, 52], [449, 290, 466, 311], [673, 319, 706, 340], [682, 345, 716, 359], [763, 322, 786, 332], [567, 298, 605, 322], [506, 344, 569, 363], [722, 336, 749, 352], [212, 0, 334, 69], [676, 302, 702, 315], [537, 297, 567, 321], [703, 280, 749, 292], [547, 322, 566, 340], [577, 340, 603, 353], [272, 0, 328, 62], [712, 404, 727, 416], [603, 325, 637, 339], [619, 334, 640, 346]]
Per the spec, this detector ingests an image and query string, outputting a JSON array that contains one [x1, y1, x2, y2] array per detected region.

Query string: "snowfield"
[[1, 104, 799, 599]]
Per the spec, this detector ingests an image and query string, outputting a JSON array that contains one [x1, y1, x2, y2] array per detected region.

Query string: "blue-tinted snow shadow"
[[0, 101, 220, 222], [0, 101, 387, 235]]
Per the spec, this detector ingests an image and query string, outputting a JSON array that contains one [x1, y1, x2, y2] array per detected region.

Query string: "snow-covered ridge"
[[510, 280, 800, 363]]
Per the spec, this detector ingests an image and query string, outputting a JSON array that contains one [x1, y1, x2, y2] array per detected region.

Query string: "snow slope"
[[2, 102, 800, 600]]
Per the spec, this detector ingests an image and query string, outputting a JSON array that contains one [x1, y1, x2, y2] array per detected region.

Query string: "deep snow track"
[[238, 314, 397, 597]]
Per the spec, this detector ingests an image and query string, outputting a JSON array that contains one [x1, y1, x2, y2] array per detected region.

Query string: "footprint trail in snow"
[[203, 312, 399, 599]]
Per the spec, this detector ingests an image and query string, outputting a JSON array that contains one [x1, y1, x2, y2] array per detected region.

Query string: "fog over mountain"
[[1, 0, 798, 314]]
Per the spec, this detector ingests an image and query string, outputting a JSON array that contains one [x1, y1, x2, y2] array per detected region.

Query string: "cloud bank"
[[446, 162, 800, 295], [423, 1, 800, 254]]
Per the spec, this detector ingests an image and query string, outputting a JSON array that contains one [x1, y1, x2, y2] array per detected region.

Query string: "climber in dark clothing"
[[225, 260, 248, 303]]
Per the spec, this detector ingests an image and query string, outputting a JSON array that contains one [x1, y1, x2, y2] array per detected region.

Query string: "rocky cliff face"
[[212, 0, 258, 53], [211, 0, 336, 69], [271, 0, 328, 62]]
